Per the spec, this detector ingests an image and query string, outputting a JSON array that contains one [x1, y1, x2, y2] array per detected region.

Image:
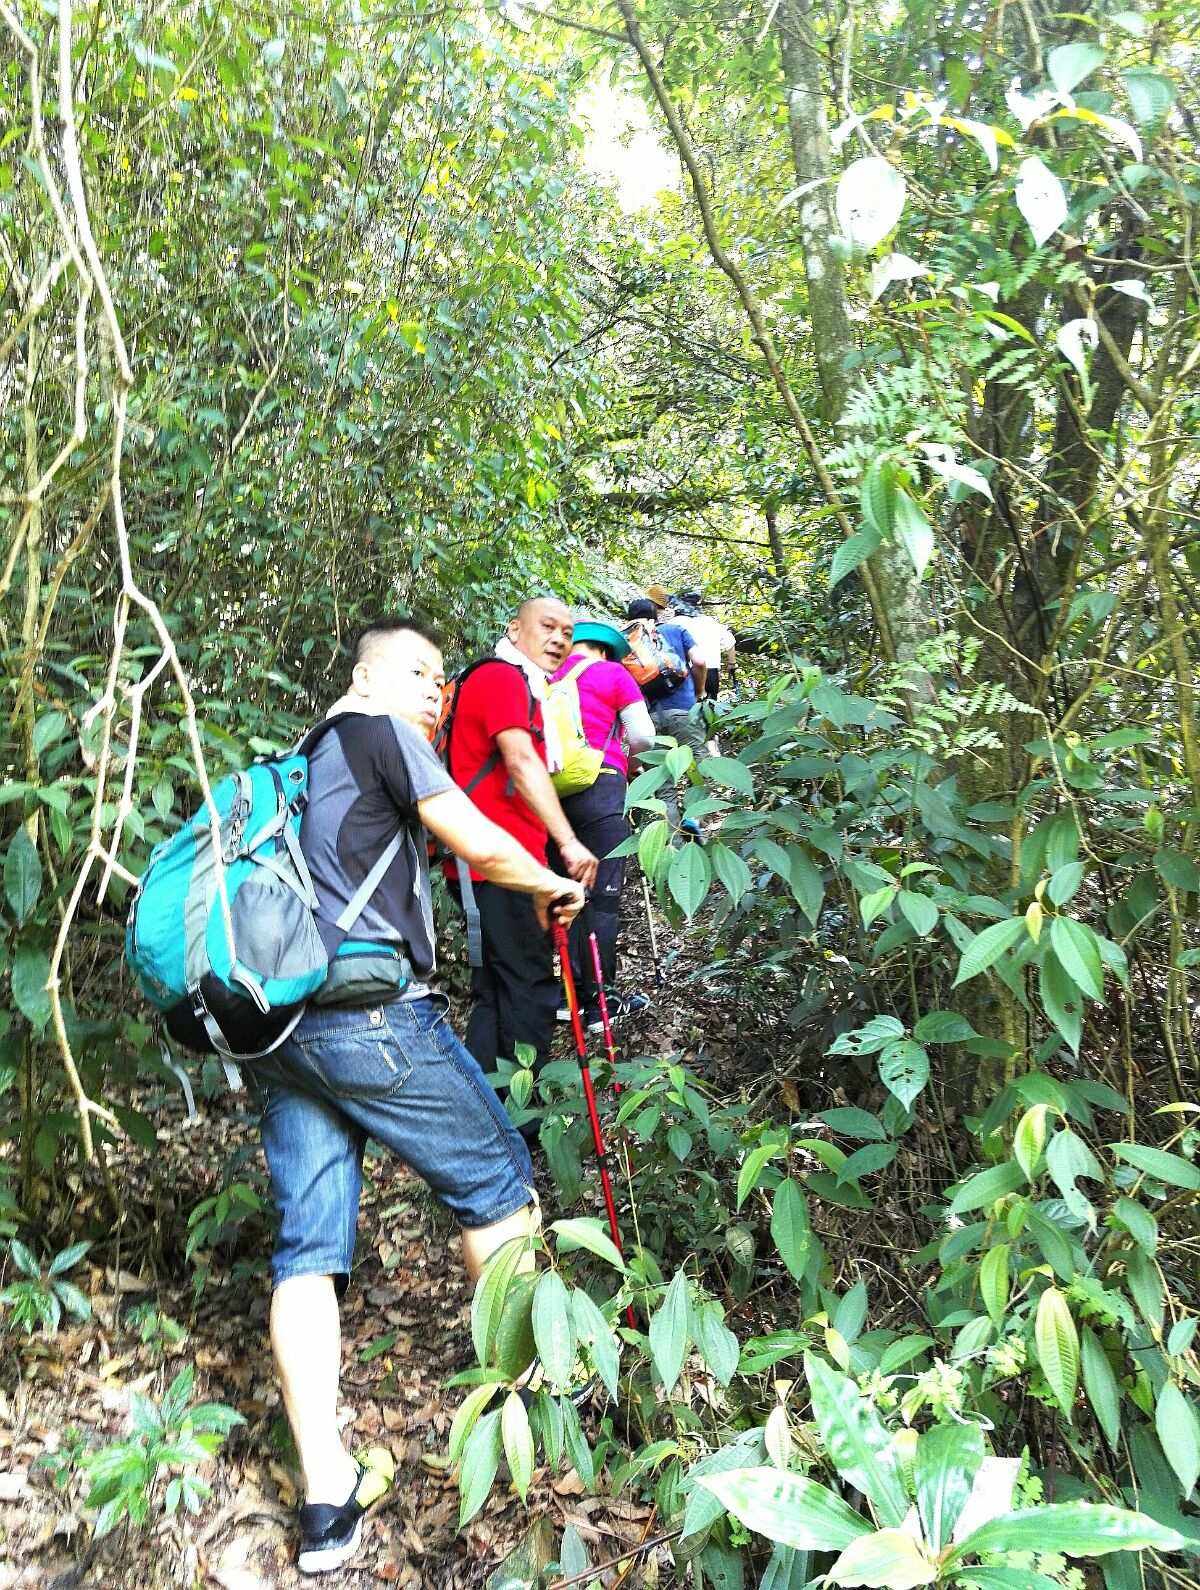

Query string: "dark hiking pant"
[[465, 882, 560, 1074], [558, 770, 629, 1015]]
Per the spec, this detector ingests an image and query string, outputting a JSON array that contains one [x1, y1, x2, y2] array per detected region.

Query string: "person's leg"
[[650, 707, 682, 828], [332, 997, 540, 1286], [271, 1276, 358, 1505], [260, 1080, 365, 1506], [472, 882, 559, 1069], [566, 775, 628, 1008]]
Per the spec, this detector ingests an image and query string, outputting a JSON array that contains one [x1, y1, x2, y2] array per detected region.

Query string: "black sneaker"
[[297, 1459, 390, 1575]]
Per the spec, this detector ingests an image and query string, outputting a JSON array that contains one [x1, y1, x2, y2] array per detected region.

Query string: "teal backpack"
[[125, 721, 403, 1070]]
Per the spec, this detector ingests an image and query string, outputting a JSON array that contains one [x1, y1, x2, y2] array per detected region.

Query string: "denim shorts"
[[257, 995, 535, 1292]]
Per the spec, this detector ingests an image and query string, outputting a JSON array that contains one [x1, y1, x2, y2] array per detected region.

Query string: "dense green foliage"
[[2, 0, 1199, 1583]]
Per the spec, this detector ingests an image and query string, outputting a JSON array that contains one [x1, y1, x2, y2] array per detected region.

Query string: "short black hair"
[[626, 597, 658, 620], [349, 613, 443, 669]]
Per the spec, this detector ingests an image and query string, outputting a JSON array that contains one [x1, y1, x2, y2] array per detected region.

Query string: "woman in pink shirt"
[[551, 620, 655, 1029]]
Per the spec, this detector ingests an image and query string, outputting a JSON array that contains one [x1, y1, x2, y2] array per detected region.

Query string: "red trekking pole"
[[553, 920, 636, 1329], [587, 931, 622, 1097]]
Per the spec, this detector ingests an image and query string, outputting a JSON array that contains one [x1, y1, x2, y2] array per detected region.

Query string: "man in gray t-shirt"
[[259, 616, 584, 1575]]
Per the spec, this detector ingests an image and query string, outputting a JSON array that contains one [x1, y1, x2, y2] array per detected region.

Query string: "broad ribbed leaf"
[[4, 829, 41, 925], [1050, 917, 1104, 1000], [949, 1160, 1025, 1215], [953, 918, 1026, 985], [1035, 1287, 1079, 1420], [668, 841, 712, 919], [770, 1179, 812, 1282], [530, 1269, 574, 1390], [648, 1269, 690, 1393], [1081, 1328, 1122, 1451], [1156, 1382, 1200, 1500], [457, 1409, 502, 1528], [470, 1237, 526, 1366], [448, 1382, 499, 1466], [951, 1503, 1186, 1561], [1040, 951, 1083, 1055], [804, 1353, 908, 1527], [698, 1466, 870, 1553], [570, 1287, 620, 1401], [709, 842, 752, 907], [979, 1243, 1010, 1325], [1109, 1143, 1200, 1190], [501, 1391, 534, 1501], [827, 1528, 937, 1587], [550, 1218, 627, 1269], [915, 1421, 984, 1552]]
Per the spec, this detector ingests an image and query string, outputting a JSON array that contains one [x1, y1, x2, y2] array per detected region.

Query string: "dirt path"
[[0, 1087, 585, 1589]]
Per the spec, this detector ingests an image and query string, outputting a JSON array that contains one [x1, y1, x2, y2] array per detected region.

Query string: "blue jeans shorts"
[[257, 995, 535, 1294]]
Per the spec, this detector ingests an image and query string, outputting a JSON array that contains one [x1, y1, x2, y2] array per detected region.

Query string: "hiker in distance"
[[550, 617, 655, 1030], [625, 594, 707, 838], [442, 596, 598, 1084], [257, 615, 584, 1574]]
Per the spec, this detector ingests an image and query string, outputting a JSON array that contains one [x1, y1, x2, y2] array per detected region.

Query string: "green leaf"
[[830, 529, 881, 590], [697, 1466, 870, 1553], [700, 756, 753, 797], [953, 918, 1026, 986], [668, 842, 712, 919], [1109, 1143, 1200, 1190], [550, 1218, 627, 1269], [1081, 1327, 1121, 1451], [48, 1240, 91, 1276], [1049, 917, 1104, 1000], [828, 1528, 937, 1587], [1014, 1104, 1049, 1180], [694, 1300, 740, 1387], [950, 1503, 1186, 1562], [951, 1572, 1064, 1590], [1155, 1382, 1200, 1500], [897, 890, 938, 936], [458, 1409, 503, 1528], [737, 1140, 784, 1210], [860, 458, 898, 540], [4, 830, 42, 926], [1047, 861, 1086, 906], [788, 847, 825, 926], [1047, 41, 1106, 95], [1035, 1287, 1079, 1421], [949, 1160, 1026, 1215], [1040, 953, 1083, 1056], [1111, 1196, 1157, 1254], [979, 1243, 1010, 1325], [32, 711, 67, 757], [878, 1039, 928, 1111], [1155, 848, 1200, 892], [770, 1180, 812, 1283], [637, 818, 669, 879], [448, 1383, 500, 1466], [571, 1288, 620, 1401], [1121, 68, 1175, 125], [892, 491, 934, 580], [1046, 1129, 1102, 1225], [859, 885, 897, 928], [913, 1010, 977, 1044], [819, 1107, 888, 1141], [804, 1353, 908, 1527], [501, 1391, 534, 1502], [709, 842, 752, 906], [11, 945, 51, 1030], [531, 1270, 575, 1391], [915, 1421, 984, 1552], [1126, 1247, 1164, 1331], [648, 1269, 690, 1394], [470, 1238, 527, 1367]]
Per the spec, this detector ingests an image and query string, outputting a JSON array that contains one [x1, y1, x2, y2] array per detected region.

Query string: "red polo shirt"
[[447, 660, 547, 878]]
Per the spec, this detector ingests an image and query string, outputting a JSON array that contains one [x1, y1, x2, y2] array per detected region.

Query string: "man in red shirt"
[[447, 596, 599, 1076]]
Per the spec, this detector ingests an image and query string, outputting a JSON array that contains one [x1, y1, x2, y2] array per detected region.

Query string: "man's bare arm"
[[417, 786, 584, 928], [495, 728, 599, 888], [689, 647, 707, 697]]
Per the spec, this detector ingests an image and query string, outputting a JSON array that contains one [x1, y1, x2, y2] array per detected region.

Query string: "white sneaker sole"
[[297, 1516, 363, 1575]]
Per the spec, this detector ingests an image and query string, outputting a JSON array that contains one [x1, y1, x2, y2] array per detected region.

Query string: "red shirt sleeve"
[[465, 660, 534, 742]]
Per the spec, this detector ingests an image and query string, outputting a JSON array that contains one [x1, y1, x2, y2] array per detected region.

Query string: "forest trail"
[[0, 948, 678, 1590]]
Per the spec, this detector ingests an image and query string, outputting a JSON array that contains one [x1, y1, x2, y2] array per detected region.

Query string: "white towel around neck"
[[494, 635, 563, 773]]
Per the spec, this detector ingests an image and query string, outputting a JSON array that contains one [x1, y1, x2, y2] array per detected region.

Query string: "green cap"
[[572, 618, 630, 660]]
